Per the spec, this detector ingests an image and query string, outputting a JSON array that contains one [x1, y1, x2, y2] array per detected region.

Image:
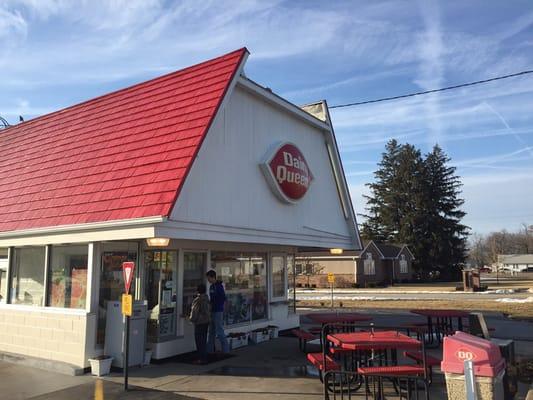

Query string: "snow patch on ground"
[[297, 290, 457, 294], [495, 297, 533, 303], [484, 289, 516, 295]]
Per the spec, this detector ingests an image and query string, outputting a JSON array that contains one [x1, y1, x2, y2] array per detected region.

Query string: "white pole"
[[464, 360, 478, 400]]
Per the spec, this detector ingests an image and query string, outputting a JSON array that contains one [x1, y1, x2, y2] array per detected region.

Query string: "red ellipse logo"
[[261, 142, 314, 203]]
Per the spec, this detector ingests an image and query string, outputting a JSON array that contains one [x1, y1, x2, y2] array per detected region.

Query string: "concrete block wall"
[[0, 307, 87, 367]]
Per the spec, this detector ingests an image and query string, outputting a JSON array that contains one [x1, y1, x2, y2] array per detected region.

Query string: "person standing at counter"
[[188, 283, 210, 364], [206, 270, 229, 353]]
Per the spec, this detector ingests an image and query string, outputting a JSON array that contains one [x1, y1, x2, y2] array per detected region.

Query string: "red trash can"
[[441, 331, 505, 400]]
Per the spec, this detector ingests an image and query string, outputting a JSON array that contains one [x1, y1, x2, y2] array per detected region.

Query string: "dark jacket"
[[209, 280, 226, 313], [188, 294, 210, 325]]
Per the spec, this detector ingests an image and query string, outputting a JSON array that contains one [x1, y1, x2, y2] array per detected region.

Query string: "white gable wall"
[[165, 85, 354, 248]]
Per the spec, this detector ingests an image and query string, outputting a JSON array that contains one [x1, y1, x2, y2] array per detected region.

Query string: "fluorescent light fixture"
[[146, 237, 170, 247], [330, 248, 343, 255]]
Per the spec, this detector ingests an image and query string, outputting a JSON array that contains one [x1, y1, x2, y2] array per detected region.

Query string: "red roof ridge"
[[2, 47, 248, 138]]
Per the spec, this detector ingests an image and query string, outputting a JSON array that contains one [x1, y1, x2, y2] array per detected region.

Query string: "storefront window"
[[145, 250, 177, 342], [0, 248, 8, 303], [11, 247, 46, 306], [271, 255, 287, 300], [182, 252, 206, 316], [211, 252, 268, 325], [47, 245, 88, 309], [97, 242, 138, 345]]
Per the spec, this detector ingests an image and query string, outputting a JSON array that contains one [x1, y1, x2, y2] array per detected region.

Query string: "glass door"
[[145, 250, 177, 342]]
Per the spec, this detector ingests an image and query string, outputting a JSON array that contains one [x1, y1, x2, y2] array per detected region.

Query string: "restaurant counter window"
[[145, 250, 177, 342], [211, 252, 268, 325], [271, 255, 287, 301], [97, 242, 138, 346], [11, 247, 46, 306], [0, 248, 8, 303], [182, 252, 206, 317], [47, 245, 88, 309]]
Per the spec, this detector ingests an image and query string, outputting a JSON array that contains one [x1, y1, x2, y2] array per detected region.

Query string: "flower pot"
[[88, 356, 113, 376]]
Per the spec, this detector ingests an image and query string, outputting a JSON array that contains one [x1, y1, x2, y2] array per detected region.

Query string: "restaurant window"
[[212, 252, 268, 325], [11, 247, 46, 306], [0, 248, 8, 303], [400, 254, 408, 274], [182, 252, 206, 317], [97, 242, 138, 345], [145, 250, 177, 342], [271, 254, 287, 301], [363, 253, 375, 275], [47, 245, 88, 309]]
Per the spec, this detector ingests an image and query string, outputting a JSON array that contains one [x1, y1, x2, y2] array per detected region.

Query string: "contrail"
[[482, 101, 533, 158]]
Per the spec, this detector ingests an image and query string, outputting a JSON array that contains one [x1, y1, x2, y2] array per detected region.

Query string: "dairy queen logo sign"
[[260, 142, 314, 203]]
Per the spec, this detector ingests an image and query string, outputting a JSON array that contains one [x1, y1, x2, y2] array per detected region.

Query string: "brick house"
[[296, 241, 414, 287]]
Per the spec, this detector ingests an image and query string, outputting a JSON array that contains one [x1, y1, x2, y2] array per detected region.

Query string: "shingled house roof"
[[373, 242, 403, 258], [0, 48, 247, 233]]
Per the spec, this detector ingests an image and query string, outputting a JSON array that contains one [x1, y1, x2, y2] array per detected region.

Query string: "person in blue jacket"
[[206, 269, 229, 353]]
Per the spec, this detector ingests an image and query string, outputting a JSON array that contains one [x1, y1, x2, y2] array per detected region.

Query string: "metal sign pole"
[[121, 261, 135, 391], [124, 314, 130, 391], [330, 282, 334, 309]]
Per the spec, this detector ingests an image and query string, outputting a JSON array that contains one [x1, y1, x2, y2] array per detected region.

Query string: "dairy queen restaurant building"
[[0, 48, 362, 370]]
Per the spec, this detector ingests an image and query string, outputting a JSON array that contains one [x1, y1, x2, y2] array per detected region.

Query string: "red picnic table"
[[327, 330, 421, 351], [410, 309, 470, 346], [324, 330, 426, 399]]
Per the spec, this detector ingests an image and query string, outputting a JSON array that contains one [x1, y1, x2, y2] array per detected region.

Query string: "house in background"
[[296, 241, 414, 287], [495, 254, 533, 273]]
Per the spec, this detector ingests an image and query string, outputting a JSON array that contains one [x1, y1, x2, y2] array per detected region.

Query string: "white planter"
[[249, 330, 270, 344], [229, 333, 249, 350], [143, 350, 152, 366], [267, 325, 279, 339], [89, 357, 113, 377]]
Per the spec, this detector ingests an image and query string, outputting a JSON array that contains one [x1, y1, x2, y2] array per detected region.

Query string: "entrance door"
[[145, 250, 177, 342]]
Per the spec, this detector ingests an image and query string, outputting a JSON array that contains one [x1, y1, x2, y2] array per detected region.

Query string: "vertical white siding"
[[171, 86, 353, 247]]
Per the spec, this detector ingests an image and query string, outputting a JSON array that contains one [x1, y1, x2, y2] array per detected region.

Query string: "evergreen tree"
[[422, 145, 469, 279], [361, 141, 468, 280], [361, 139, 402, 242]]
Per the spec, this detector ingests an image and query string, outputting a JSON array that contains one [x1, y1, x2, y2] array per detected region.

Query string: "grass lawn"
[[297, 298, 533, 319]]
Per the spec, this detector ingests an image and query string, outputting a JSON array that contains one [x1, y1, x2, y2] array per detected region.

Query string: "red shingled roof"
[[0, 48, 247, 233]]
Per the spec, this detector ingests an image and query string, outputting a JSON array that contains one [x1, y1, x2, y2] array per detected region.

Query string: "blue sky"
[[1, 0, 532, 234]]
